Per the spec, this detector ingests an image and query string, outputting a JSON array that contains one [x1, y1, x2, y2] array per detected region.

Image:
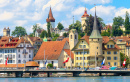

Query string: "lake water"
[[0, 76, 130, 82]]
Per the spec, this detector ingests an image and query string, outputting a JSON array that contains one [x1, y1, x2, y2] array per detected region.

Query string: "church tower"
[[81, 7, 89, 32], [3, 27, 10, 36], [69, 16, 78, 50], [89, 7, 102, 56], [46, 7, 55, 28]]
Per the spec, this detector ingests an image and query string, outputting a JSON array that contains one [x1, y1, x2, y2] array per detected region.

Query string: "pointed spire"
[[81, 6, 89, 18], [85, 5, 87, 14], [89, 5, 102, 39], [72, 16, 75, 29], [93, 6, 98, 30], [46, 6, 55, 22]]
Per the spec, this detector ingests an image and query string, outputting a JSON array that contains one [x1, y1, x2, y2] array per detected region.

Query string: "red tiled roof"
[[81, 8, 89, 18], [33, 40, 67, 60], [0, 64, 24, 67], [0, 36, 30, 49], [62, 38, 69, 43], [81, 36, 89, 44], [29, 37, 43, 42], [64, 49, 74, 60], [46, 7, 55, 22], [102, 25, 112, 30], [114, 36, 130, 42], [26, 61, 39, 67]]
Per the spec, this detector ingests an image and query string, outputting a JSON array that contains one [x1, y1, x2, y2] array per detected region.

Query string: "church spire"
[[89, 5, 102, 39], [46, 6, 55, 22], [72, 16, 75, 29]]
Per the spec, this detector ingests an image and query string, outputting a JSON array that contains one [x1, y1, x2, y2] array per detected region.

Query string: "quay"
[[0, 69, 130, 77]]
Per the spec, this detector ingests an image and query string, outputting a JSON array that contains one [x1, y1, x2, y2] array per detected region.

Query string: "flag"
[[101, 59, 105, 65], [5, 57, 8, 65], [45, 58, 47, 65], [123, 58, 126, 67], [63, 57, 69, 63]]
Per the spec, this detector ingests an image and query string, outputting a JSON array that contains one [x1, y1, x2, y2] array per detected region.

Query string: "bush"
[[47, 63, 53, 68]]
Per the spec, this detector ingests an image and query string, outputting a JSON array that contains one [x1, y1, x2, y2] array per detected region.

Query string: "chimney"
[[19, 36, 21, 39]]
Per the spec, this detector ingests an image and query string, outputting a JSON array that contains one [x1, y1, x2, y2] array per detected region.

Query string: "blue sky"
[[0, 0, 130, 36]]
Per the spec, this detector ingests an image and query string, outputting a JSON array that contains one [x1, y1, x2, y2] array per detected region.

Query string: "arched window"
[[75, 35, 77, 39], [71, 35, 72, 39], [23, 60, 26, 63]]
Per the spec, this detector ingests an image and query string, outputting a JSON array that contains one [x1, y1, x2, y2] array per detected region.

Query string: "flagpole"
[[95, 51, 96, 68], [44, 50, 45, 67], [83, 42, 84, 70]]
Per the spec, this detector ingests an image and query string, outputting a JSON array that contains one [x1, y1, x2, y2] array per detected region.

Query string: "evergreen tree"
[[40, 30, 48, 38], [57, 22, 64, 30], [47, 22, 51, 37], [125, 11, 130, 34]]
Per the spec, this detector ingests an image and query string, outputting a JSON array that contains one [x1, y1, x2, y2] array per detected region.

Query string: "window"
[[23, 60, 26, 63], [110, 45, 114, 48], [114, 62, 117, 66], [114, 57, 117, 60], [107, 57, 111, 60], [13, 49, 15, 53], [108, 62, 110, 65], [27, 45, 29, 47], [107, 51, 111, 54], [13, 55, 15, 58], [29, 49, 31, 53], [97, 47, 98, 49], [5, 50, 7, 53], [8, 60, 12, 63], [97, 52, 98, 55], [18, 54, 20, 58], [0, 54, 2, 57], [83, 45, 86, 48], [71, 35, 72, 39], [18, 60, 21, 63], [38, 61, 40, 64], [13, 60, 15, 63], [76, 57, 78, 60], [20, 45, 22, 47], [24, 55, 26, 58], [0, 59, 2, 63], [75, 35, 77, 39], [107, 45, 109, 48], [80, 57, 82, 60], [114, 51, 117, 54], [18, 49, 20, 52], [84, 51, 87, 54], [103, 51, 105, 54]]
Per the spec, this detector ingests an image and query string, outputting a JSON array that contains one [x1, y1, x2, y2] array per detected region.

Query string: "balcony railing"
[[22, 52, 28, 54]]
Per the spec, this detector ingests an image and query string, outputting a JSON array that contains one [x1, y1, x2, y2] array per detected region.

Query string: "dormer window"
[[110, 45, 114, 48], [107, 45, 109, 48]]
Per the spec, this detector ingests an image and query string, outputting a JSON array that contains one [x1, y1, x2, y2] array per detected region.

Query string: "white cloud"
[[72, 7, 86, 15], [25, 12, 42, 21], [0, 0, 10, 7], [19, 0, 32, 7], [0, 11, 14, 21], [115, 8, 130, 18], [82, 0, 112, 4], [15, 20, 28, 26]]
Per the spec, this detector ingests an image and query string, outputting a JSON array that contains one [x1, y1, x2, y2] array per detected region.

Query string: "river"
[[0, 76, 129, 82]]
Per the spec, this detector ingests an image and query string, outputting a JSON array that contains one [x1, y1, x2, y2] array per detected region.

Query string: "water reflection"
[[0, 76, 130, 82]]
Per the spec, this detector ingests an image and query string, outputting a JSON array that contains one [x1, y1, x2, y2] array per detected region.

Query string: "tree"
[[29, 33, 34, 37], [69, 20, 82, 34], [120, 53, 130, 67], [125, 11, 130, 34], [32, 24, 41, 36], [12, 26, 27, 37], [47, 22, 51, 37], [57, 22, 64, 30], [98, 17, 106, 28], [112, 16, 124, 36], [52, 33, 59, 41], [40, 30, 48, 38], [63, 33, 68, 37], [84, 14, 103, 35], [47, 63, 53, 69]]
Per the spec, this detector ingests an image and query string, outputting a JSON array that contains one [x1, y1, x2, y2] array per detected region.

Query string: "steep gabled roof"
[[46, 7, 55, 22], [64, 49, 74, 60], [81, 7, 89, 18], [33, 40, 67, 60]]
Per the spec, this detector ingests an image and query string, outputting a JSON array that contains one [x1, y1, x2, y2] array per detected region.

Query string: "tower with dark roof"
[[81, 7, 89, 32], [46, 7, 55, 28], [3, 27, 10, 36], [89, 7, 103, 57]]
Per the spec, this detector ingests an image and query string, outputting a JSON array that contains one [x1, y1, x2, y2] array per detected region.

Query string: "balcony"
[[88, 59, 102, 62], [22, 52, 28, 54]]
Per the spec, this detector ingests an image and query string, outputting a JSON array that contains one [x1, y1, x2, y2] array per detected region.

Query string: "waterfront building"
[[72, 9, 121, 68], [24, 35, 43, 57], [0, 36, 34, 67], [33, 40, 74, 68], [81, 7, 89, 32]]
